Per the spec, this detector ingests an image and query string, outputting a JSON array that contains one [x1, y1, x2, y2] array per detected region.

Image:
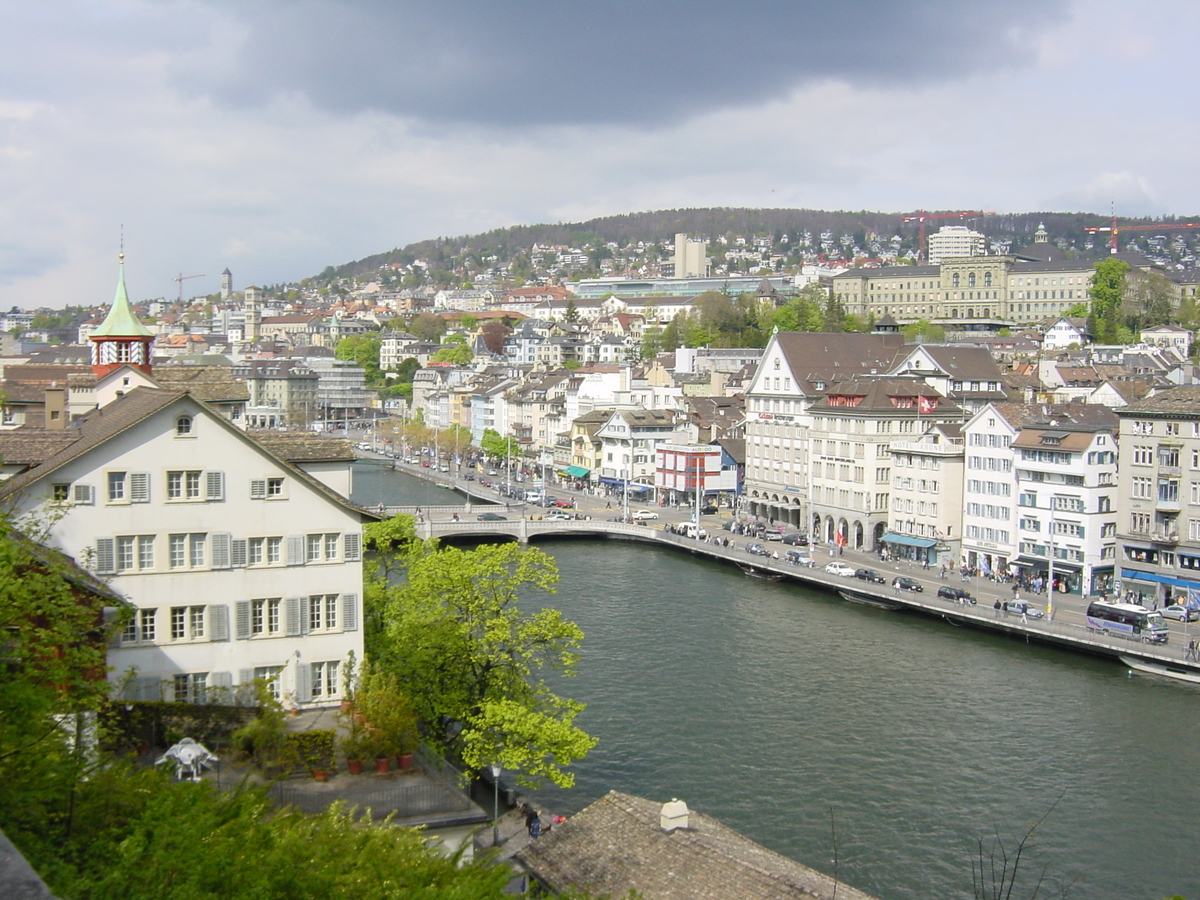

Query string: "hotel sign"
[[757, 413, 795, 422]]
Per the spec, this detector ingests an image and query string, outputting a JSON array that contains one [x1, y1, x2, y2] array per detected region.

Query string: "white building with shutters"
[[0, 386, 373, 709]]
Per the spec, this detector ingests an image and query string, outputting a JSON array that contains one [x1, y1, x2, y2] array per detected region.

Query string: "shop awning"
[[1121, 568, 1200, 590], [562, 465, 590, 478], [1013, 556, 1082, 573], [628, 483, 653, 492], [881, 533, 937, 548]]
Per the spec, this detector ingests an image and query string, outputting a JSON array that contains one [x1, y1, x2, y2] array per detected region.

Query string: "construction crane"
[[172, 272, 206, 302], [1084, 218, 1200, 254], [900, 210, 993, 263]]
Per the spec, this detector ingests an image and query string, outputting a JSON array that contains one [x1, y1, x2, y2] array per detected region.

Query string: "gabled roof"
[[0, 388, 376, 521], [517, 790, 877, 900], [771, 333, 906, 396], [893, 344, 1004, 381]]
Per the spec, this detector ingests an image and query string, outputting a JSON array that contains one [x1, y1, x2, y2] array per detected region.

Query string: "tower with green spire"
[[89, 253, 155, 378]]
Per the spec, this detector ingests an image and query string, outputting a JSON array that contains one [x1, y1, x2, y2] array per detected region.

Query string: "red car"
[[551, 498, 575, 508]]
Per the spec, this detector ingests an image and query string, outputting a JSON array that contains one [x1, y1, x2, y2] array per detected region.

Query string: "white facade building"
[[0, 387, 371, 707], [927, 226, 986, 265]]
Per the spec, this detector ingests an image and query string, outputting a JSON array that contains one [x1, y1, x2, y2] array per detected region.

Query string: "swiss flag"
[[918, 396, 934, 414]]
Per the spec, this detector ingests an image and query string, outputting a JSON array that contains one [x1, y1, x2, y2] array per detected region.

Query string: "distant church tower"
[[89, 253, 155, 379], [221, 267, 233, 301]]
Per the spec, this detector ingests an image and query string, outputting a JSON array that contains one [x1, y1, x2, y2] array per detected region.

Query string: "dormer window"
[[176, 415, 194, 436]]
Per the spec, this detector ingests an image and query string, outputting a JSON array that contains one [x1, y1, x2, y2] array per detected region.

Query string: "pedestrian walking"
[[1020, 608, 1029, 624]]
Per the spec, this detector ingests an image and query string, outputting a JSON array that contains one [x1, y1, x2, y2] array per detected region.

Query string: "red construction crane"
[[1084, 218, 1200, 254], [900, 210, 993, 263], [172, 272, 206, 302]]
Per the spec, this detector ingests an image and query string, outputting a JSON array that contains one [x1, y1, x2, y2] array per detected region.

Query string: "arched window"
[[176, 415, 193, 436], [951, 308, 959, 318], [984, 271, 992, 287], [968, 272, 976, 288], [982, 308, 991, 317], [967, 308, 975, 318], [952, 273, 960, 288]]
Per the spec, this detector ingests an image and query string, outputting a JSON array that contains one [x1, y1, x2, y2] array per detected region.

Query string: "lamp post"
[[490, 764, 502, 847]]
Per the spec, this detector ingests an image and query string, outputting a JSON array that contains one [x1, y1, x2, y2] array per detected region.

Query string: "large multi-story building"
[[742, 331, 906, 533], [0, 261, 373, 708], [1115, 387, 1200, 607], [927, 226, 986, 265]]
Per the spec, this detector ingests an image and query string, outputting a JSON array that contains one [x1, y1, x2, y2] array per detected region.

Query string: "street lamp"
[[490, 764, 502, 847]]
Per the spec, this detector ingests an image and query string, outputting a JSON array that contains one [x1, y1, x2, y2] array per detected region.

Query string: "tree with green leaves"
[[334, 333, 383, 386], [364, 517, 595, 786], [408, 311, 447, 342], [563, 298, 580, 323], [480, 428, 519, 460], [1087, 258, 1129, 343], [430, 343, 472, 365], [901, 319, 946, 342]]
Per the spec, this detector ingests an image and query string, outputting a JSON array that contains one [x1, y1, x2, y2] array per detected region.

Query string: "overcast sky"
[[2, 0, 1198, 309]]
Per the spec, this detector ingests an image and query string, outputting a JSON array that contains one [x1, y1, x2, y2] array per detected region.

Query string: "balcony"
[[1151, 531, 1180, 544]]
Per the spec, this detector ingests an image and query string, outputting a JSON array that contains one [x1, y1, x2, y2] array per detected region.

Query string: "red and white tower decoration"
[[89, 253, 155, 378]]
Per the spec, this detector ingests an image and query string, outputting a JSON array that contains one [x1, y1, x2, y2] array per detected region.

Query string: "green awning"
[[563, 465, 590, 478], [881, 532, 938, 548]]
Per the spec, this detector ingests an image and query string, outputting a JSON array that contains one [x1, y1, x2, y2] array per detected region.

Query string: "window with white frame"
[[253, 666, 284, 702], [309, 594, 338, 631], [267, 537, 282, 564], [310, 661, 339, 699], [107, 471, 126, 502], [173, 672, 207, 703], [250, 597, 282, 636]]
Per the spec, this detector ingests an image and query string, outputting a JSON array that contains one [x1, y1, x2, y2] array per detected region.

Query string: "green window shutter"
[[95, 538, 116, 575], [130, 472, 150, 503], [205, 471, 225, 501], [210, 605, 230, 642], [211, 533, 232, 569], [341, 593, 358, 632], [235, 601, 251, 640]]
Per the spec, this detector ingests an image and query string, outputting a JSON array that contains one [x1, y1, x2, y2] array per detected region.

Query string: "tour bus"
[[1084, 601, 1170, 644]]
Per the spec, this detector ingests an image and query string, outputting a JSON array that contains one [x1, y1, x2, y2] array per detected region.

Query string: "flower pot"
[[346, 758, 363, 775], [312, 769, 328, 783], [396, 753, 414, 772], [340, 699, 354, 713], [375, 757, 392, 774]]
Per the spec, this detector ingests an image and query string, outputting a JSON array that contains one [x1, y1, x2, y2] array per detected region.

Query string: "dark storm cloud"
[[187, 0, 1069, 126]]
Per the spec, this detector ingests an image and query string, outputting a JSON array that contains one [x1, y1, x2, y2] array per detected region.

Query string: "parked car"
[[477, 512, 507, 521], [745, 542, 769, 556], [892, 576, 924, 593], [785, 549, 815, 567], [937, 586, 975, 604], [782, 533, 809, 546], [1003, 600, 1044, 619], [824, 561, 856, 577], [1161, 604, 1200, 623], [854, 568, 887, 584], [631, 509, 659, 520]]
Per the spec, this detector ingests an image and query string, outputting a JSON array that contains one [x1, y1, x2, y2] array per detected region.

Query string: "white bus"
[[1085, 601, 1170, 644]]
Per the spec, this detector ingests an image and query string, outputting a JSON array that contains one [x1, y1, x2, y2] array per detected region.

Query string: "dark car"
[[892, 576, 924, 593], [854, 568, 887, 584], [745, 542, 769, 556], [937, 586, 975, 604], [464, 473, 475, 481], [477, 512, 508, 521], [699, 504, 719, 515], [782, 533, 809, 546]]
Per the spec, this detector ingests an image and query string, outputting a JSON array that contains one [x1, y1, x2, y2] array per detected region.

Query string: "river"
[[355, 465, 1200, 900]]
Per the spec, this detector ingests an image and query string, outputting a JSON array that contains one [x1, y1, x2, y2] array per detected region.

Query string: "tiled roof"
[[249, 432, 355, 462], [0, 430, 80, 465], [517, 790, 877, 900], [774, 333, 906, 395], [1116, 385, 1200, 416]]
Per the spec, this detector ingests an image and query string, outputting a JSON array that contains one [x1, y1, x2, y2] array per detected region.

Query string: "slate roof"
[[153, 365, 250, 402], [249, 432, 355, 463], [772, 333, 906, 395], [0, 430, 80, 465], [0, 387, 377, 521], [1115, 385, 1200, 417], [517, 790, 877, 900]]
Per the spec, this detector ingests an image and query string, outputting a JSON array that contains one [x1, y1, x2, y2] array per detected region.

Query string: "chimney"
[[44, 385, 66, 430], [660, 798, 689, 832]]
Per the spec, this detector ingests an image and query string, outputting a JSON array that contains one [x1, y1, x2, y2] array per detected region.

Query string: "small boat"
[[1119, 655, 1200, 685], [838, 589, 904, 612], [737, 563, 783, 581]]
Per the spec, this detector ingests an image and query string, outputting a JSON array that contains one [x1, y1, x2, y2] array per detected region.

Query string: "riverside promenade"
[[363, 456, 1200, 680]]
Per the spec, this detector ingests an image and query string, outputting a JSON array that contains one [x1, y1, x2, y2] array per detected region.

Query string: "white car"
[[631, 509, 659, 521], [824, 561, 856, 577], [545, 512, 574, 521]]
